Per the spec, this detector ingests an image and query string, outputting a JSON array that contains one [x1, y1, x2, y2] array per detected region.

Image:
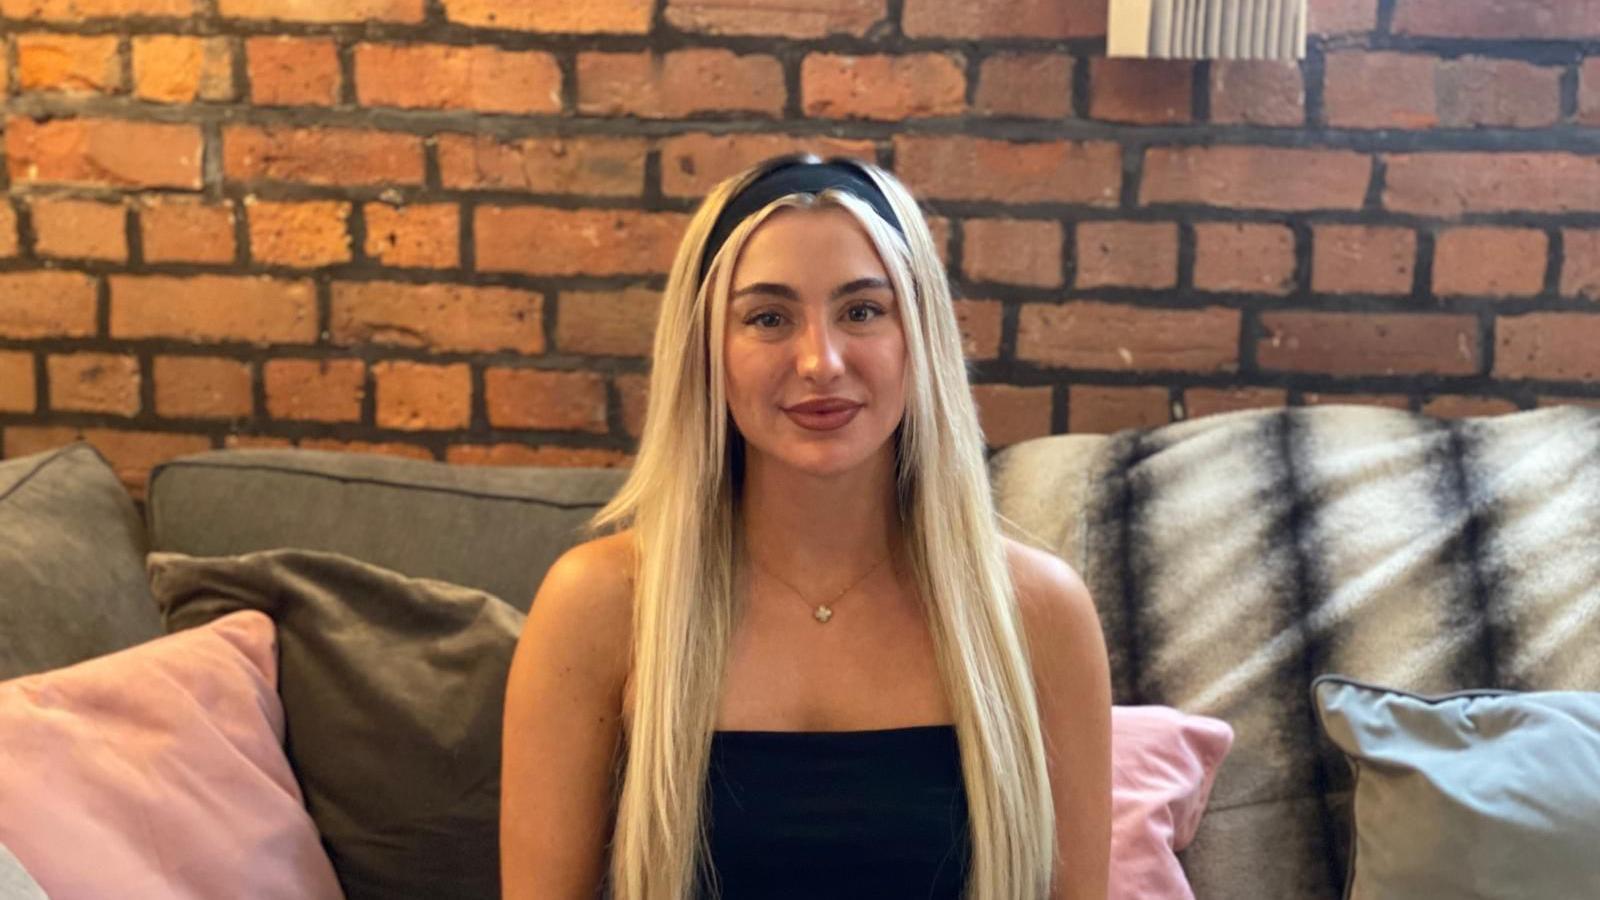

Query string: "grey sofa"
[[4, 400, 1597, 899]]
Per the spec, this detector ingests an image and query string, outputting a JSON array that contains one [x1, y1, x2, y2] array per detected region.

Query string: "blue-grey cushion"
[[1313, 675, 1600, 900], [0, 442, 162, 680]]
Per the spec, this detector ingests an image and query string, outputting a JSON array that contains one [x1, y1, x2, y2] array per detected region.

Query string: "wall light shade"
[[1108, 0, 1308, 60]]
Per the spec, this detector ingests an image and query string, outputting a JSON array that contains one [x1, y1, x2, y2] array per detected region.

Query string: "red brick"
[[436, 134, 647, 196], [373, 360, 471, 431], [0, 205, 16, 258], [1563, 229, 1600, 300], [139, 196, 236, 264], [616, 374, 648, 438], [355, 44, 560, 115], [1434, 227, 1547, 298], [153, 356, 253, 419], [218, 0, 422, 23], [0, 272, 98, 338], [265, 358, 365, 422], [330, 282, 543, 354], [446, 444, 633, 468], [903, 0, 1105, 38], [894, 135, 1122, 205], [224, 126, 424, 186], [557, 288, 659, 356], [1497, 314, 1600, 381], [363, 204, 458, 269], [1422, 395, 1518, 418], [246, 199, 352, 268], [247, 36, 339, 107], [0, 352, 36, 413], [1193, 222, 1296, 294], [1090, 58, 1191, 124], [1301, 392, 1411, 410], [1258, 312, 1479, 375], [1385, 152, 1600, 216], [926, 215, 953, 267], [1536, 396, 1600, 411], [111, 275, 318, 344], [1393, 0, 1600, 40], [484, 368, 607, 433], [31, 197, 127, 261], [658, 133, 878, 198], [1324, 52, 1436, 129], [0, 427, 212, 498], [1183, 387, 1288, 419], [1075, 221, 1178, 289], [1313, 225, 1416, 295], [974, 383, 1052, 447], [1068, 385, 1170, 433], [664, 0, 884, 37], [133, 35, 234, 104], [1, 0, 193, 17], [1210, 61, 1304, 126], [1141, 146, 1370, 211], [1309, 0, 1378, 33], [1437, 57, 1561, 128], [475, 207, 689, 276], [223, 435, 296, 450], [962, 218, 1063, 287], [975, 53, 1072, 119], [47, 353, 140, 416], [298, 438, 434, 461], [803, 53, 965, 120], [953, 299, 1002, 361], [6, 117, 203, 189], [16, 34, 121, 94], [577, 50, 785, 118], [1581, 59, 1600, 127], [1017, 302, 1239, 371], [444, 0, 650, 32]]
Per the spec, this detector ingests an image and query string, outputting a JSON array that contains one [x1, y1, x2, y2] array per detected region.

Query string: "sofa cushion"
[[1314, 676, 1600, 899], [990, 403, 1600, 900], [0, 610, 343, 900], [0, 442, 162, 680], [148, 548, 525, 900], [1111, 706, 1233, 900], [146, 448, 627, 611]]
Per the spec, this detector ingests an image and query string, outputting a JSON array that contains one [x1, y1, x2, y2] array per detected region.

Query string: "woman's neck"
[[736, 446, 902, 586]]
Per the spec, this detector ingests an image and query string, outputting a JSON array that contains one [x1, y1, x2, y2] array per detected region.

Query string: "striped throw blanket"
[[990, 403, 1600, 900]]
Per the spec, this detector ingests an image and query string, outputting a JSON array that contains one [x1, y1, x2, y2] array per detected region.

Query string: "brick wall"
[[2, 0, 1599, 496]]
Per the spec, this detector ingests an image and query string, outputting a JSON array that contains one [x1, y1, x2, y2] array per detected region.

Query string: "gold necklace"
[[750, 550, 893, 624]]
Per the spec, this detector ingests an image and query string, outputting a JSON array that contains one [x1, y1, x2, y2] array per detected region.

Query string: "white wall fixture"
[[1108, 0, 1308, 60]]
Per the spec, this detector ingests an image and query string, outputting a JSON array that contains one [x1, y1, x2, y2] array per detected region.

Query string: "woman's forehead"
[[731, 205, 889, 285]]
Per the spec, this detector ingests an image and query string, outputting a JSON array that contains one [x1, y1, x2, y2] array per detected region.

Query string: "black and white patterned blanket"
[[991, 403, 1600, 900]]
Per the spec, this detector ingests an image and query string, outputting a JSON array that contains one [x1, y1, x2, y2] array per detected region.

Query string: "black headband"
[[697, 159, 905, 285]]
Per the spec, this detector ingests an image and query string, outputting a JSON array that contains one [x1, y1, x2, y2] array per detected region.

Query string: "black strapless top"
[[697, 724, 971, 899]]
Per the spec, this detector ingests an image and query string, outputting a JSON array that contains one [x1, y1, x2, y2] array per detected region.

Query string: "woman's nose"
[[795, 319, 845, 381]]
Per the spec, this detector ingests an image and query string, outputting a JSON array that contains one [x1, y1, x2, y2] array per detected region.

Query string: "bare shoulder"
[[1002, 536, 1095, 630], [515, 529, 636, 692]]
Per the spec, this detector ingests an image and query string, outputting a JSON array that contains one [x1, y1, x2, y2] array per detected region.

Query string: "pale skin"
[[501, 206, 1112, 899]]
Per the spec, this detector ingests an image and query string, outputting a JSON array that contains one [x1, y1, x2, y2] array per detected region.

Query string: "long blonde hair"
[[591, 154, 1055, 900]]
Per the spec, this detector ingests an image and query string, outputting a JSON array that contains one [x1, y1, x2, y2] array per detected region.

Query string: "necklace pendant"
[[813, 605, 833, 623]]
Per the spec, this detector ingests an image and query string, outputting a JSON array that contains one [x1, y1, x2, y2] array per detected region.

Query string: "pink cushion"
[[0, 611, 344, 900], [1111, 705, 1234, 900]]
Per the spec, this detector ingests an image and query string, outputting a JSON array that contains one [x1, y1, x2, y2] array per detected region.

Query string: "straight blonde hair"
[[591, 155, 1055, 900]]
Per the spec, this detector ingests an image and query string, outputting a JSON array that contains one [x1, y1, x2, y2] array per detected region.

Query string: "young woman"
[[501, 155, 1112, 900]]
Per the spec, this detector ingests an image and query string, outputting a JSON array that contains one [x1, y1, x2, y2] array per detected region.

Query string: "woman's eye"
[[846, 303, 884, 323], [746, 311, 785, 328]]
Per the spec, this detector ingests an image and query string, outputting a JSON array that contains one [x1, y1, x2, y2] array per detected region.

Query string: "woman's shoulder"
[[999, 535, 1098, 643], [524, 529, 636, 671]]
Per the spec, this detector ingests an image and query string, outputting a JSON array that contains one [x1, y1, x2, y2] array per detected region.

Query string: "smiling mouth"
[[783, 404, 861, 432]]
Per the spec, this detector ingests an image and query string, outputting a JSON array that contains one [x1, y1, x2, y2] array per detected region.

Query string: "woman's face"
[[723, 204, 908, 480]]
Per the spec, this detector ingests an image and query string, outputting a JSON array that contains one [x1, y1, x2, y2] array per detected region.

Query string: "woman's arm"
[[1008, 539, 1114, 900], [502, 537, 634, 900]]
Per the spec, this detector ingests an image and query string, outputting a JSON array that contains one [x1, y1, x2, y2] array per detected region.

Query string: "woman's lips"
[[783, 404, 861, 432]]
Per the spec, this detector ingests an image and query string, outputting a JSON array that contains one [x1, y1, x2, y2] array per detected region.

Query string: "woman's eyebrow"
[[730, 277, 892, 302]]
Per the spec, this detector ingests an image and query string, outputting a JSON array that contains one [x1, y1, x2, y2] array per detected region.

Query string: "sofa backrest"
[[991, 403, 1600, 900], [146, 449, 628, 612]]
